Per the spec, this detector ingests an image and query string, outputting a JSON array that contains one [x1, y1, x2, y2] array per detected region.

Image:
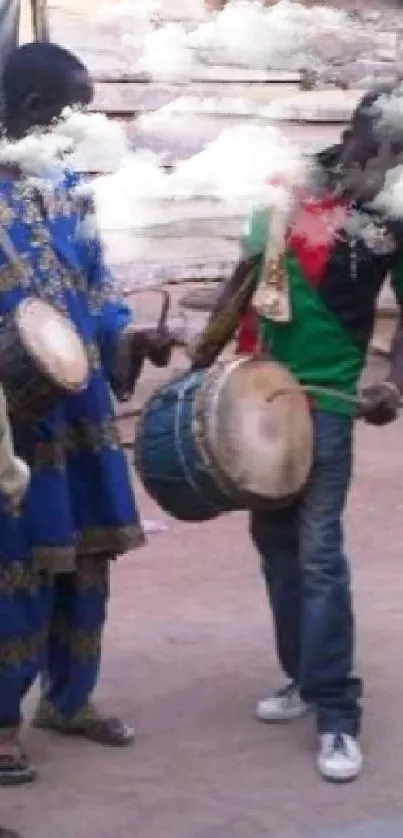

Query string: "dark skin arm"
[[111, 324, 174, 402], [361, 312, 403, 426], [190, 253, 261, 370], [389, 312, 403, 391], [339, 133, 403, 425]]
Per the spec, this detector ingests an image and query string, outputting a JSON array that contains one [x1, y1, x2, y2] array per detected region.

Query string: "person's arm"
[[0, 385, 30, 511], [388, 303, 403, 395], [78, 190, 173, 400], [189, 208, 266, 370], [361, 257, 403, 426]]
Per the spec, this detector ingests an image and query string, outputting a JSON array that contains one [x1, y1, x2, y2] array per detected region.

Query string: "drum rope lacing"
[[264, 384, 403, 414]]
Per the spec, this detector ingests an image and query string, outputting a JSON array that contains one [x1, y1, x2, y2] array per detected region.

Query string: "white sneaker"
[[317, 733, 363, 783], [256, 682, 310, 723]]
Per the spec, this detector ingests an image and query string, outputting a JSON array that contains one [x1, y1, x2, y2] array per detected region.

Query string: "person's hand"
[[138, 327, 175, 368], [360, 381, 401, 426]]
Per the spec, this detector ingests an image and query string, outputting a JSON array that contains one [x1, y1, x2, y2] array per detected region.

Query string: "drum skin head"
[[204, 356, 313, 501], [16, 298, 90, 392]]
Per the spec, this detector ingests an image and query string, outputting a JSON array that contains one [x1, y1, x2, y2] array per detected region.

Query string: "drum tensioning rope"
[[264, 384, 403, 416]]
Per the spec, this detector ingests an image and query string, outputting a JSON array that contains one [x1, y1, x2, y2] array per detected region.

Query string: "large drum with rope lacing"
[[134, 355, 313, 522]]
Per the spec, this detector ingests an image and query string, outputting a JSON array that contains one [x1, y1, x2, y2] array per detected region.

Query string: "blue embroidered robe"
[[0, 170, 144, 573]]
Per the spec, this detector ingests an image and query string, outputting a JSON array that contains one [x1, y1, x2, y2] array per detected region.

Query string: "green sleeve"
[[390, 254, 403, 306], [241, 207, 269, 257]]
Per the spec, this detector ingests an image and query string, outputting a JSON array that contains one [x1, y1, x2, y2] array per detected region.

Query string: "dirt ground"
[[6, 3, 403, 837], [1, 410, 403, 838]]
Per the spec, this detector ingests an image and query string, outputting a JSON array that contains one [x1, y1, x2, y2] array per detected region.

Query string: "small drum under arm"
[[0, 298, 90, 424]]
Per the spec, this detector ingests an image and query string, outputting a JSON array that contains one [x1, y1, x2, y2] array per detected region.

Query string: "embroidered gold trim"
[[0, 259, 31, 293], [50, 616, 102, 662], [77, 524, 145, 557], [0, 561, 43, 596], [0, 628, 47, 667], [33, 546, 76, 574], [0, 198, 15, 225], [33, 524, 143, 574], [34, 697, 100, 729], [75, 557, 109, 593], [86, 341, 101, 371], [32, 418, 123, 471]]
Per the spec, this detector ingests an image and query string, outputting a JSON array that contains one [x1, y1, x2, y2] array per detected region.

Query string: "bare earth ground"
[[2, 403, 403, 838], [6, 2, 403, 837]]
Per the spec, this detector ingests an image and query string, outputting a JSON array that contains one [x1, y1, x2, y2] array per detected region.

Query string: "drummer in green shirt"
[[193, 85, 403, 783]]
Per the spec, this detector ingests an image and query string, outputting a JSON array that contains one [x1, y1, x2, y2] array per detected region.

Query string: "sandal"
[[33, 704, 135, 748], [67, 716, 135, 747], [0, 747, 37, 787]]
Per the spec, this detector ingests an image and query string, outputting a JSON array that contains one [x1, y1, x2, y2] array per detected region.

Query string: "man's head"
[[335, 85, 403, 203], [340, 85, 403, 171], [3, 42, 93, 137]]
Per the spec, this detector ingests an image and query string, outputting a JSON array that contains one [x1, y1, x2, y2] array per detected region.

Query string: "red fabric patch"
[[287, 194, 349, 287], [237, 308, 259, 354]]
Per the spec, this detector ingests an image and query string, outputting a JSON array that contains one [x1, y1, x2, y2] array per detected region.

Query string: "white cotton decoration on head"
[[364, 89, 403, 220], [0, 132, 70, 179], [372, 166, 403, 219], [169, 124, 309, 208], [91, 122, 309, 236], [92, 152, 169, 233], [0, 110, 130, 181], [55, 109, 130, 174]]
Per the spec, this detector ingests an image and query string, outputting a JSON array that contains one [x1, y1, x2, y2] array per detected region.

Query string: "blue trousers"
[[250, 411, 362, 736], [0, 557, 109, 729]]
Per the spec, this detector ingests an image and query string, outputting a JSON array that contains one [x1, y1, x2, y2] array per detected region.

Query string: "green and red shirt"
[[241, 146, 403, 416]]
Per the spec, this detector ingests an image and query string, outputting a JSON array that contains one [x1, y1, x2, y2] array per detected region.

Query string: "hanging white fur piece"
[[252, 198, 293, 323]]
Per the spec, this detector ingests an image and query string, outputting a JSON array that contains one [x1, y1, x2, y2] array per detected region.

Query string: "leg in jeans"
[[250, 503, 301, 683], [298, 411, 361, 736], [250, 411, 361, 737]]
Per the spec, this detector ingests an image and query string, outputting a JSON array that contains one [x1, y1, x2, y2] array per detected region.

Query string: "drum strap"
[[252, 204, 292, 324]]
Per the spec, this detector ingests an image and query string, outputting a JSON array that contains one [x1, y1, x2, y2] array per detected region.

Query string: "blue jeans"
[[250, 410, 362, 736]]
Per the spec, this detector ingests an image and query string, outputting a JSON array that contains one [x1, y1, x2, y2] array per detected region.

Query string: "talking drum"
[[134, 356, 313, 522], [0, 298, 90, 423]]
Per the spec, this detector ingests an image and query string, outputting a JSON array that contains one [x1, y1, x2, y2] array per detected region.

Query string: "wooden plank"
[[100, 215, 244, 240], [70, 111, 344, 176], [91, 81, 300, 115], [102, 232, 241, 270], [128, 118, 343, 165], [262, 89, 363, 124], [112, 255, 237, 288], [93, 67, 302, 84], [73, 119, 343, 172]]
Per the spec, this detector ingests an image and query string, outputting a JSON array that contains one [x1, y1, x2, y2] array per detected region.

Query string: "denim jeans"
[[250, 410, 362, 736]]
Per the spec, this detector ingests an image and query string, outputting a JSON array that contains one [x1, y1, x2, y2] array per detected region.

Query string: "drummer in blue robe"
[[0, 42, 173, 785]]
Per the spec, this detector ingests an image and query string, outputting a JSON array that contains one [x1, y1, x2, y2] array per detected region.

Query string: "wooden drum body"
[[0, 298, 90, 423], [134, 356, 313, 522]]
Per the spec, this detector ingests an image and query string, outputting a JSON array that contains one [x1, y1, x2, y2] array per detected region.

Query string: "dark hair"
[[351, 84, 403, 152], [3, 42, 90, 118]]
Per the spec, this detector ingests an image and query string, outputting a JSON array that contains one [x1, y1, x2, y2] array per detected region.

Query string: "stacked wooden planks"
[[47, 1, 398, 365]]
